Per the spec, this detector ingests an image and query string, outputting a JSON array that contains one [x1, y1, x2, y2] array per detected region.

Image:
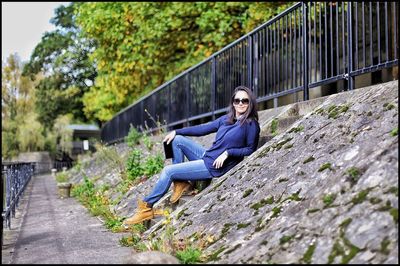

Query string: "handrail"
[[2, 162, 35, 230]]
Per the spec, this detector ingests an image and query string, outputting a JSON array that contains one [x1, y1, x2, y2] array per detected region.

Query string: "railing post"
[[347, 2, 354, 91], [253, 33, 259, 97], [302, 2, 310, 101], [185, 74, 190, 127], [247, 35, 253, 90], [211, 57, 216, 120], [11, 165, 16, 219], [167, 85, 171, 131]]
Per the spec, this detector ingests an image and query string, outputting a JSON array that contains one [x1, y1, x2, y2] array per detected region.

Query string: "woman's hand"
[[163, 130, 176, 144], [213, 151, 228, 169]]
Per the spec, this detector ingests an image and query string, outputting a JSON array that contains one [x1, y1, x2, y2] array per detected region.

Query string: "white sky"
[[2, 2, 70, 63]]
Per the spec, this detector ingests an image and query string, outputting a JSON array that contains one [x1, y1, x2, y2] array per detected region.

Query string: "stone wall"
[[68, 80, 398, 264], [17, 152, 53, 174], [145, 80, 398, 264]]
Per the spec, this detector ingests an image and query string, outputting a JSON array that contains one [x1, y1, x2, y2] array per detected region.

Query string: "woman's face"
[[233, 90, 250, 116]]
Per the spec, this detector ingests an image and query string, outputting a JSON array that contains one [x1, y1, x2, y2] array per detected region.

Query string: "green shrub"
[[142, 134, 154, 150], [144, 153, 164, 177], [125, 125, 142, 147], [55, 172, 69, 183], [270, 118, 279, 136], [175, 247, 202, 264], [71, 175, 95, 202], [126, 149, 144, 181]]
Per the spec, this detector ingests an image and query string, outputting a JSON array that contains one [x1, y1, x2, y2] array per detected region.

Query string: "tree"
[[23, 2, 97, 129], [2, 54, 45, 159], [53, 114, 73, 156], [17, 113, 45, 152], [76, 2, 252, 122], [76, 2, 295, 122]]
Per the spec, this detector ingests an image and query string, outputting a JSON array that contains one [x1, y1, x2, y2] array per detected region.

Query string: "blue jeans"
[[143, 135, 212, 205]]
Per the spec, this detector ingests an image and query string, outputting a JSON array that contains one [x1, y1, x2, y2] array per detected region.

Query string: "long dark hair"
[[226, 86, 258, 125]]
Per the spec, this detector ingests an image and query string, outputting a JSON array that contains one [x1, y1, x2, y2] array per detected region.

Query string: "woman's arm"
[[226, 121, 260, 157], [175, 115, 224, 137]]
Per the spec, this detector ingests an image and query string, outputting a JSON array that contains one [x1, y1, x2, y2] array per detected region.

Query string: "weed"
[[251, 196, 274, 210], [279, 235, 294, 245], [55, 172, 69, 183], [318, 162, 332, 172], [323, 193, 336, 207], [270, 118, 279, 136], [126, 149, 144, 181], [125, 125, 142, 147], [301, 243, 316, 263], [271, 206, 281, 218], [237, 223, 251, 229], [380, 237, 391, 255], [242, 189, 253, 198], [288, 125, 304, 133], [142, 133, 154, 150], [346, 167, 360, 186], [175, 247, 202, 264], [303, 156, 315, 164]]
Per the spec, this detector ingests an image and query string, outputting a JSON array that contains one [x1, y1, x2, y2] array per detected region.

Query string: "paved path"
[[3, 174, 133, 264]]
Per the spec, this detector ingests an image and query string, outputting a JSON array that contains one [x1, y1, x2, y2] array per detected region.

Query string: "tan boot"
[[123, 199, 154, 225], [170, 181, 191, 203]]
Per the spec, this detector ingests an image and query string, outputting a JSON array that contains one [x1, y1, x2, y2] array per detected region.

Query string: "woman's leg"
[[143, 159, 211, 205], [172, 135, 206, 164]]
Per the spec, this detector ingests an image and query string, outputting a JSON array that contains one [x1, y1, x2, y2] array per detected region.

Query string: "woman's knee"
[[161, 165, 174, 180], [173, 134, 185, 144], [172, 135, 186, 148]]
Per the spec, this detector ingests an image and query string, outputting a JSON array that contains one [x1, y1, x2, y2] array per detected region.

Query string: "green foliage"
[[242, 188, 253, 198], [125, 149, 144, 181], [75, 2, 294, 122], [250, 196, 274, 210], [175, 247, 202, 264], [322, 193, 336, 207], [144, 153, 164, 177], [125, 149, 164, 181], [270, 118, 279, 136], [53, 114, 74, 156], [2, 54, 46, 158], [346, 167, 361, 186], [71, 175, 96, 201], [318, 162, 332, 172], [55, 172, 69, 183], [71, 175, 123, 232], [303, 156, 315, 164], [23, 3, 97, 127], [142, 134, 154, 150], [125, 125, 142, 147], [2, 121, 19, 159]]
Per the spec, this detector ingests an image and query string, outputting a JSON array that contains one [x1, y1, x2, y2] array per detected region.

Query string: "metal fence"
[[101, 2, 398, 144], [1, 161, 73, 233], [2, 162, 35, 231]]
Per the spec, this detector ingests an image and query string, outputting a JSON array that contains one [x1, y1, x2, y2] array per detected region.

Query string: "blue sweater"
[[175, 114, 260, 177]]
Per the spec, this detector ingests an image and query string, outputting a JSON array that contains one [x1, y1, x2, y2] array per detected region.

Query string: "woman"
[[123, 85, 260, 225]]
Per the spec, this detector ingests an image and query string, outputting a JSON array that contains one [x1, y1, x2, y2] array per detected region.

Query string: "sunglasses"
[[233, 98, 250, 105]]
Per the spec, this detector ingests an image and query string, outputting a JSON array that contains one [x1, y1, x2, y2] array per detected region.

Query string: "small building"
[[67, 124, 101, 158]]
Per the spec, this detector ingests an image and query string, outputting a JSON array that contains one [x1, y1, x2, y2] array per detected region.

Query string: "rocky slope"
[[69, 80, 398, 264]]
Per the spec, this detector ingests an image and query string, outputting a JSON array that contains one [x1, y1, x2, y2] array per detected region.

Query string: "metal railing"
[[101, 2, 398, 144], [2, 162, 35, 230]]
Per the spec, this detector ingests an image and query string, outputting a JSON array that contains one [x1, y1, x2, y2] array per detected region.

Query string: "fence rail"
[[101, 1, 398, 144], [1, 161, 73, 234], [2, 162, 34, 231]]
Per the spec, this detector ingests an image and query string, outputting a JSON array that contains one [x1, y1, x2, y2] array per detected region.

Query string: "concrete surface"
[[2, 174, 133, 264]]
